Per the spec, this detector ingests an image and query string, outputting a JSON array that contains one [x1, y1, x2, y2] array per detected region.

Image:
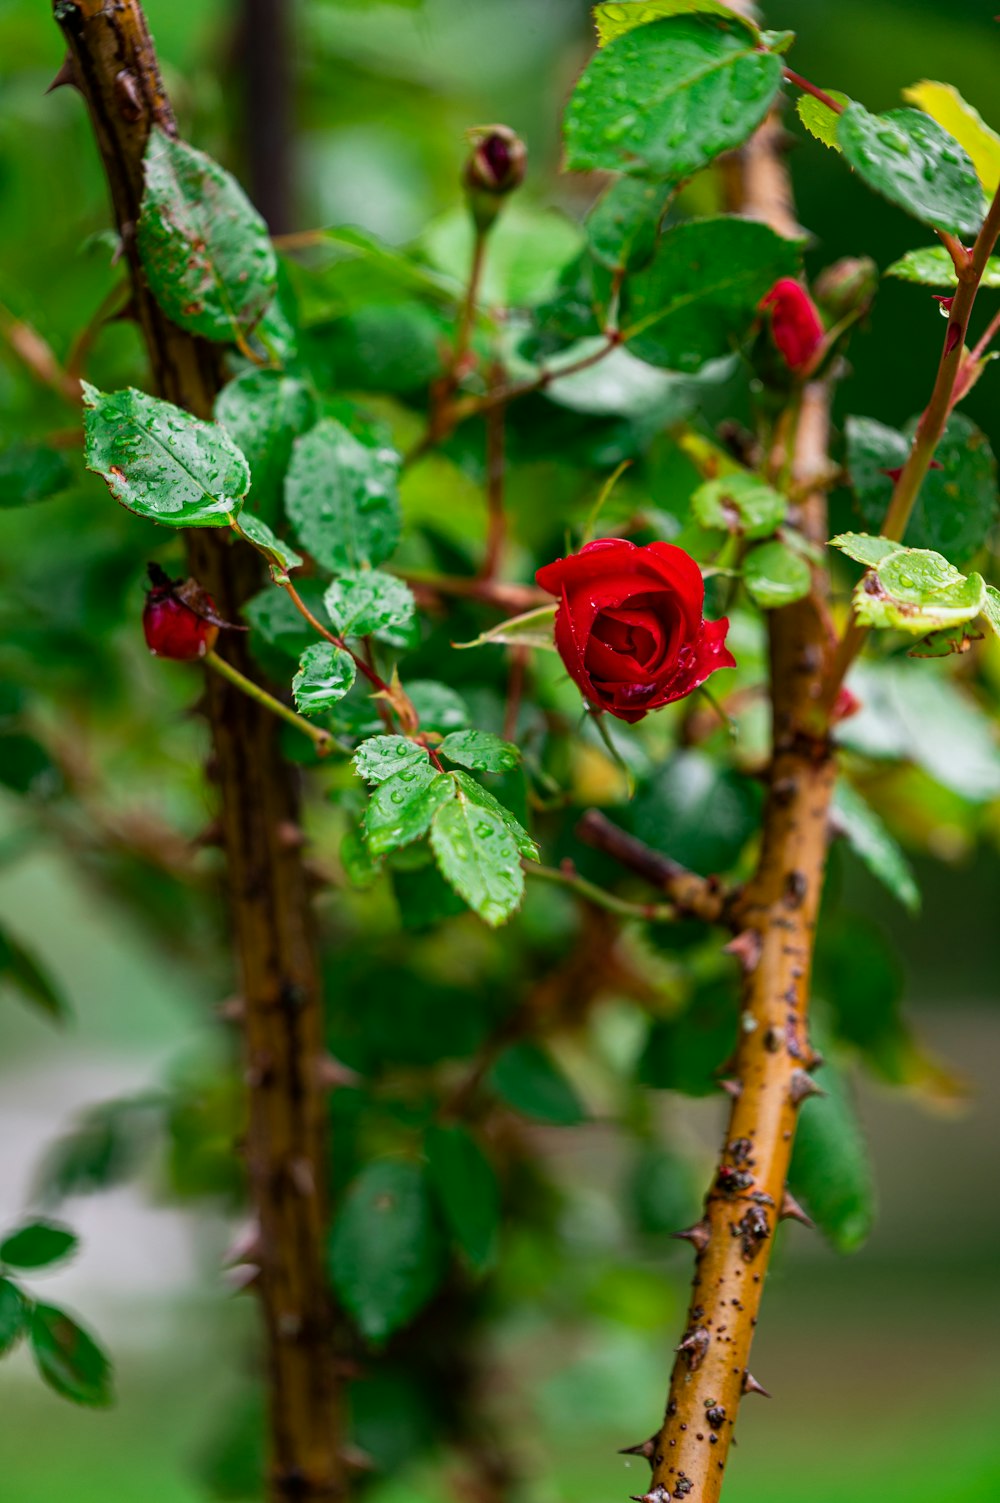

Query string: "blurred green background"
[[1, 1, 999, 1499]]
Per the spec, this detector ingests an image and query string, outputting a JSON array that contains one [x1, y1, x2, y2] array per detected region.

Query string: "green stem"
[[526, 862, 677, 923], [204, 650, 337, 756]]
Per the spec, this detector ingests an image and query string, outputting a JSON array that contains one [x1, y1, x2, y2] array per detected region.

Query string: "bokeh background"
[[1, 1, 999, 1499]]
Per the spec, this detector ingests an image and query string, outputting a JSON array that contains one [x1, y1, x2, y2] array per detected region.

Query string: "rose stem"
[[204, 650, 337, 756]]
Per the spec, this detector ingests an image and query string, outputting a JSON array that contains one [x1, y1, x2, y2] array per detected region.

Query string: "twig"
[[479, 368, 507, 580], [402, 571, 548, 614], [525, 861, 680, 923], [0, 300, 81, 404], [575, 810, 735, 928], [205, 651, 337, 755]]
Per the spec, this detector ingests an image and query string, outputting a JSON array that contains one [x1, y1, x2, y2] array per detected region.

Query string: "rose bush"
[[535, 538, 735, 722]]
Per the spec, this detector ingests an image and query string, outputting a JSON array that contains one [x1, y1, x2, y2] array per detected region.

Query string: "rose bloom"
[[535, 538, 735, 723], [760, 277, 824, 371]]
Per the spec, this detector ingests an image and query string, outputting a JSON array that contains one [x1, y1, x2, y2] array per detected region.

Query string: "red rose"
[[760, 278, 824, 372], [535, 539, 735, 723]]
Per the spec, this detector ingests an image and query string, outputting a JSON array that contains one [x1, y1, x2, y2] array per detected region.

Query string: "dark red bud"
[[760, 278, 825, 372], [831, 686, 861, 723], [463, 125, 526, 232], [143, 562, 219, 660]]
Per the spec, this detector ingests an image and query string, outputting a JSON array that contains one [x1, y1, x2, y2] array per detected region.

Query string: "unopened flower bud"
[[813, 257, 878, 322], [463, 125, 527, 232], [760, 278, 825, 373], [143, 562, 219, 660]]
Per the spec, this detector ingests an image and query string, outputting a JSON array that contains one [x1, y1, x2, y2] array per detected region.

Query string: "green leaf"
[[982, 584, 1000, 636], [594, 0, 759, 46], [242, 581, 323, 657], [215, 370, 315, 521], [454, 604, 558, 653], [490, 1042, 586, 1125], [30, 1303, 114, 1407], [353, 736, 429, 785], [285, 418, 401, 571], [788, 1056, 875, 1254], [291, 643, 356, 717], [565, 16, 782, 183], [0, 1278, 26, 1357], [137, 127, 277, 344], [236, 515, 303, 577], [884, 244, 1000, 289], [0, 442, 74, 508], [902, 80, 1000, 195], [430, 782, 526, 927], [448, 770, 537, 861], [630, 750, 758, 876], [425, 1124, 499, 1272], [743, 539, 812, 608], [692, 472, 787, 539], [832, 781, 920, 915], [852, 547, 986, 635], [323, 570, 415, 639], [364, 763, 453, 857], [82, 384, 249, 527], [404, 682, 470, 735], [830, 532, 901, 568], [438, 731, 520, 774], [621, 217, 801, 372], [391, 863, 467, 929], [846, 412, 998, 562], [0, 1220, 78, 1271], [795, 88, 851, 152], [0, 924, 68, 1024], [837, 102, 986, 238], [329, 1161, 444, 1342], [585, 176, 671, 273]]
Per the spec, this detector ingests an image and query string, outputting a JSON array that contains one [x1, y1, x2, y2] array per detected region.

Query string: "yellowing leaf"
[[902, 81, 1000, 195]]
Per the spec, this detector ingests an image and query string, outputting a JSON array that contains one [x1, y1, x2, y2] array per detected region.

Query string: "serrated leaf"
[[430, 784, 526, 927], [692, 472, 787, 539], [329, 1161, 444, 1343], [353, 736, 428, 785], [594, 0, 759, 46], [454, 604, 558, 652], [902, 80, 1000, 195], [795, 88, 851, 152], [438, 731, 520, 774], [83, 384, 248, 527], [0, 924, 68, 1024], [743, 539, 811, 608], [292, 643, 356, 717], [0, 1220, 78, 1271], [845, 412, 998, 563], [449, 770, 537, 862], [236, 515, 303, 576], [884, 244, 1000, 289], [489, 1042, 585, 1125], [30, 1304, 114, 1407], [137, 127, 277, 344], [323, 570, 415, 639], [621, 217, 801, 372], [852, 547, 986, 634], [364, 763, 453, 857], [425, 1124, 499, 1272], [215, 370, 315, 521], [0, 1278, 26, 1356], [585, 176, 671, 273], [788, 1056, 875, 1254], [830, 532, 901, 568], [982, 584, 1000, 636], [832, 780, 920, 914], [837, 102, 986, 238], [0, 442, 74, 508], [566, 16, 781, 183], [285, 419, 401, 571]]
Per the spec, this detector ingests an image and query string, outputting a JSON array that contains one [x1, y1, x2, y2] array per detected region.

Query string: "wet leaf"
[[215, 370, 315, 521], [693, 472, 787, 539], [832, 780, 920, 914], [323, 571, 415, 639], [438, 731, 520, 773], [837, 102, 986, 238], [285, 418, 401, 571], [788, 1055, 875, 1254], [795, 88, 851, 152], [364, 762, 453, 857], [743, 539, 812, 608], [292, 643, 356, 717], [884, 244, 1000, 289], [902, 80, 1000, 195]]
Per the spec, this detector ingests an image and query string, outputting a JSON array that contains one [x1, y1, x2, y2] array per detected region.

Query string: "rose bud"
[[463, 125, 527, 232], [535, 539, 735, 724], [760, 278, 825, 373], [143, 562, 219, 660], [813, 256, 878, 323]]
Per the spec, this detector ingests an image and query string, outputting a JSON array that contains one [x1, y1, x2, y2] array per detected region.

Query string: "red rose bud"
[[143, 562, 219, 661], [463, 125, 526, 231], [831, 686, 861, 724], [760, 278, 825, 372], [535, 539, 735, 724]]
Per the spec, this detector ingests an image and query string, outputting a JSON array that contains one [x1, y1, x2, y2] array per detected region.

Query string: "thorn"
[[277, 820, 308, 850], [672, 1219, 711, 1254], [46, 55, 78, 93], [723, 928, 762, 972], [790, 1069, 825, 1105], [225, 1263, 260, 1293], [719, 1078, 742, 1100], [192, 818, 225, 849], [880, 460, 942, 484], [340, 1445, 376, 1474], [945, 321, 963, 355], [317, 1054, 362, 1090], [932, 294, 955, 313], [289, 1157, 315, 1197], [222, 1220, 262, 1268], [217, 995, 246, 1022], [780, 1190, 814, 1228], [742, 1372, 771, 1398], [618, 1438, 656, 1462]]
